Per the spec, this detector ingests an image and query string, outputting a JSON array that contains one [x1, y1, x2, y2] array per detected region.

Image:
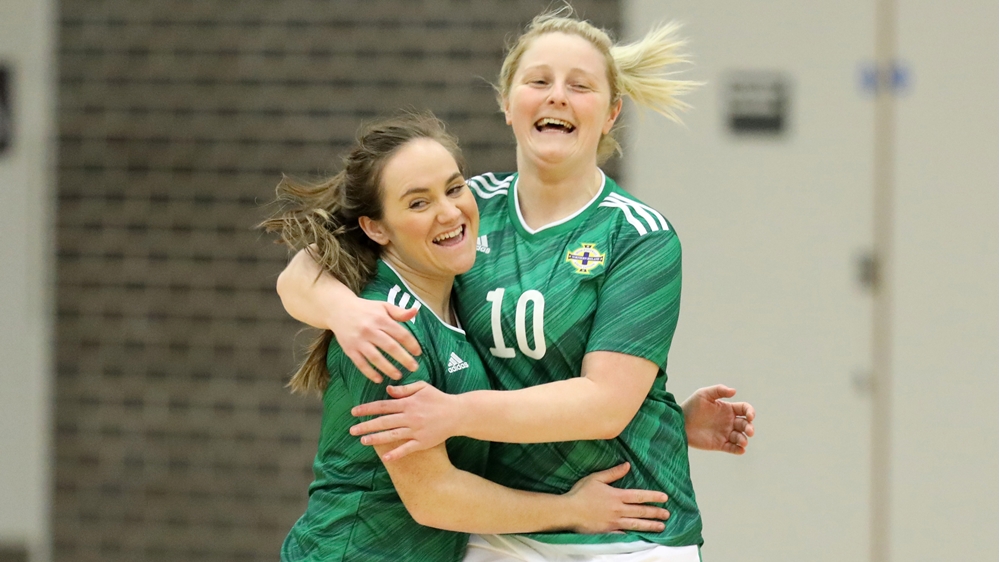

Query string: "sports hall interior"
[[0, 1, 995, 561]]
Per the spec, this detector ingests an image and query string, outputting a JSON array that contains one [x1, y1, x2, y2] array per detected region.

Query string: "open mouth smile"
[[534, 118, 576, 133], [432, 225, 466, 246]]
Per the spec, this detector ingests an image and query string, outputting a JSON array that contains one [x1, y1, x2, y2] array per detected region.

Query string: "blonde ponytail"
[[611, 22, 699, 123]]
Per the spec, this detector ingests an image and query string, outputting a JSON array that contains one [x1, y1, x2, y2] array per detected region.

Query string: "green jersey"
[[282, 260, 491, 562], [456, 171, 702, 548]]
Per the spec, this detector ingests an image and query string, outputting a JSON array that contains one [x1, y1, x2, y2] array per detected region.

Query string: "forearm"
[[414, 467, 576, 533], [276, 247, 354, 329], [457, 378, 621, 443], [382, 444, 577, 534], [453, 351, 657, 444]]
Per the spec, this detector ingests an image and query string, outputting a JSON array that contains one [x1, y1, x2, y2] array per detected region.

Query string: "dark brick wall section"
[[54, 1, 619, 561]]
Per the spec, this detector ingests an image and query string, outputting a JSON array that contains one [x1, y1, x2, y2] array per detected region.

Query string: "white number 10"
[[486, 288, 546, 360]]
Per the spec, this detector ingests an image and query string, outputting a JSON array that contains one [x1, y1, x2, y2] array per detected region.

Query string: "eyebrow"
[[399, 172, 464, 199]]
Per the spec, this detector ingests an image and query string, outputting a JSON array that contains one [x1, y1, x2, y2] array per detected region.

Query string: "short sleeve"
[[329, 332, 435, 410], [585, 229, 682, 369]]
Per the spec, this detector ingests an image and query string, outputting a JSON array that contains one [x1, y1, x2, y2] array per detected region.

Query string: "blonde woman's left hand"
[[350, 381, 460, 461], [682, 385, 755, 455]]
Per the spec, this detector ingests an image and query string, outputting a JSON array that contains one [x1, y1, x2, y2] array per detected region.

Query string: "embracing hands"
[[333, 300, 423, 384], [350, 381, 459, 461], [565, 462, 669, 534]]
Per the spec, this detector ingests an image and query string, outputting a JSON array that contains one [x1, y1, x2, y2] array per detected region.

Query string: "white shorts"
[[463, 534, 701, 562]]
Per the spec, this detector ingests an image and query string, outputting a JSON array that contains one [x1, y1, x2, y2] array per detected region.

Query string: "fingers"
[[386, 304, 419, 323], [385, 381, 428, 398], [382, 305, 423, 358], [732, 416, 755, 438], [589, 462, 631, 484], [728, 429, 749, 449], [381, 439, 425, 462], [618, 489, 669, 505], [721, 441, 746, 455], [359, 344, 404, 381], [359, 428, 412, 448], [370, 331, 419, 373], [345, 350, 385, 384], [701, 384, 736, 401], [730, 401, 755, 422], [620, 503, 670, 521], [350, 412, 406, 436], [351, 400, 405, 418], [616, 518, 667, 533]]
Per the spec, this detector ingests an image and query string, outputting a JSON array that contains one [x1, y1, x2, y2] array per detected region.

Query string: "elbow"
[[404, 502, 435, 527], [399, 493, 451, 531], [594, 414, 632, 440]]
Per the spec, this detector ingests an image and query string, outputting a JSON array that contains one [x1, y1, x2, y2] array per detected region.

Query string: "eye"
[[447, 183, 465, 197], [408, 199, 428, 210]]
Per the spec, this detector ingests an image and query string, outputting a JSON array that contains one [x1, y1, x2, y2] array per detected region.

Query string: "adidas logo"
[[476, 235, 491, 254], [447, 352, 470, 373]]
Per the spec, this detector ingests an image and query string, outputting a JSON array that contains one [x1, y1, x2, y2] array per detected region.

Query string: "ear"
[[358, 216, 390, 246], [603, 98, 623, 135], [502, 97, 513, 126]]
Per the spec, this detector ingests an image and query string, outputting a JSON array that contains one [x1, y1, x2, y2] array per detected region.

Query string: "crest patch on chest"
[[565, 243, 605, 275]]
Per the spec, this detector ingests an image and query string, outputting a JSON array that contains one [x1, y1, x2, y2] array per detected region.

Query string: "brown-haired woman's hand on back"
[[564, 462, 670, 534]]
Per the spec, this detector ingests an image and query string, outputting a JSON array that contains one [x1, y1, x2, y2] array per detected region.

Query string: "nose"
[[438, 198, 463, 223], [546, 79, 568, 106]]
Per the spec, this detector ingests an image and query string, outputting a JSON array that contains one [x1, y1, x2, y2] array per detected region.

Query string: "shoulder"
[[466, 172, 515, 201], [595, 181, 675, 240], [359, 276, 427, 340]]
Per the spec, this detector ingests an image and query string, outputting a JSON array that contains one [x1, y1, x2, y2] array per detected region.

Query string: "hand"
[[334, 298, 423, 383], [682, 385, 756, 455], [350, 381, 459, 461], [564, 462, 670, 534]]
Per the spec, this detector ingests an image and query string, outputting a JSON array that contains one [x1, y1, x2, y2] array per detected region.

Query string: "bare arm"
[[377, 441, 669, 534], [276, 247, 422, 382], [353, 361, 757, 461], [352, 351, 656, 460]]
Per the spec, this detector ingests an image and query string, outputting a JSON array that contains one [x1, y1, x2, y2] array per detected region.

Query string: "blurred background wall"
[[0, 1, 995, 562], [624, 1, 997, 561]]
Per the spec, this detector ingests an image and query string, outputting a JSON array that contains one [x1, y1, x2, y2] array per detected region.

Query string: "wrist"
[[451, 392, 474, 439], [558, 490, 586, 533]]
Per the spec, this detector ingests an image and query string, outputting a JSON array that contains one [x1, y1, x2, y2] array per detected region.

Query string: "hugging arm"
[[280, 244, 755, 457], [379, 442, 669, 534], [277, 246, 422, 382]]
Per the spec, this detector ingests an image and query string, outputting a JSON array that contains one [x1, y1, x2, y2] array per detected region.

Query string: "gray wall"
[[0, 0, 55, 561], [624, 0, 997, 560]]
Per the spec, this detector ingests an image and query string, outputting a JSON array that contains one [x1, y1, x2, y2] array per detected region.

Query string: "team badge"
[[566, 243, 605, 274]]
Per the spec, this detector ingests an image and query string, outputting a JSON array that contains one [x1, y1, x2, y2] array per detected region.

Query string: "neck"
[[514, 153, 604, 230], [381, 253, 456, 326]]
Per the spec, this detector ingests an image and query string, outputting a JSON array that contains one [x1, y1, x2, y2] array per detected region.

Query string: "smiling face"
[[503, 31, 622, 171], [359, 138, 479, 281]]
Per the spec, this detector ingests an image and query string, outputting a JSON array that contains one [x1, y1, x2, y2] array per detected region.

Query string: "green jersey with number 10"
[[454, 171, 703, 548]]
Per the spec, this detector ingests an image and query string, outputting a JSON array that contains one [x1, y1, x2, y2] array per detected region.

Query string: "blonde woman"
[[276, 10, 755, 561]]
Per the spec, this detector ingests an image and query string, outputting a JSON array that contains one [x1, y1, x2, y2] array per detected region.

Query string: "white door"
[[623, 2, 875, 560]]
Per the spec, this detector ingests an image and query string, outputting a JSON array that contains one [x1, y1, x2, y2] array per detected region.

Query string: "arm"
[[352, 231, 681, 459], [378, 442, 669, 534], [276, 247, 422, 382]]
